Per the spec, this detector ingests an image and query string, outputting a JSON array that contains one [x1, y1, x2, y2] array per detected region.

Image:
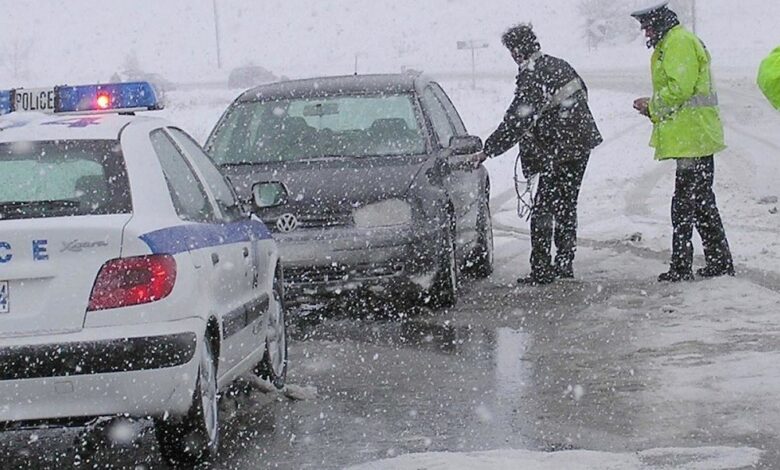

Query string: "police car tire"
[[255, 282, 288, 390], [469, 192, 494, 279], [155, 338, 220, 467], [427, 217, 458, 310]]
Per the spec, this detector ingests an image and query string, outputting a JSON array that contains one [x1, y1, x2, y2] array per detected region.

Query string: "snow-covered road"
[[2, 72, 779, 469]]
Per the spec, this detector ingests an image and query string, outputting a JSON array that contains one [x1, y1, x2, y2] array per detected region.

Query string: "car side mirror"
[[252, 181, 289, 209], [449, 135, 483, 156]]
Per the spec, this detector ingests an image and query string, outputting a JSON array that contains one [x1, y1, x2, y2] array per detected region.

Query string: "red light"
[[96, 92, 111, 109], [87, 255, 177, 311]]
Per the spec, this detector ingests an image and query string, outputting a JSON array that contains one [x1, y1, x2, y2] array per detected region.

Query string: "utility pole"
[[212, 0, 222, 69], [691, 0, 697, 34], [457, 40, 489, 89]]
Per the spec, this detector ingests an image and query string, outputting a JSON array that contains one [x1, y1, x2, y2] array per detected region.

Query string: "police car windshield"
[[208, 93, 426, 165], [0, 140, 131, 221]]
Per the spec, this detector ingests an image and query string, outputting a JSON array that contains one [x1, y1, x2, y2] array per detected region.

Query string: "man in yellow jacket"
[[758, 47, 780, 110], [631, 1, 734, 282]]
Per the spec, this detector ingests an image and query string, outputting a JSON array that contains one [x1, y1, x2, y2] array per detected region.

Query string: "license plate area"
[[12, 88, 56, 113], [0, 281, 8, 313]]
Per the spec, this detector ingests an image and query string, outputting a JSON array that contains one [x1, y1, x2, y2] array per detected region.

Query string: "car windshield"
[[208, 94, 426, 164], [0, 140, 131, 220]]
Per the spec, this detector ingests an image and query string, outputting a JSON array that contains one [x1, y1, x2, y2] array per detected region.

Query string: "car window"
[[421, 87, 456, 148], [208, 94, 426, 164], [167, 128, 244, 222], [431, 83, 468, 135], [150, 129, 215, 223], [0, 140, 131, 221]]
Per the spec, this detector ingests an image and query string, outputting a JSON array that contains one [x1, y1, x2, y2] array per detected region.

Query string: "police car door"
[[150, 130, 247, 374], [167, 128, 269, 374]]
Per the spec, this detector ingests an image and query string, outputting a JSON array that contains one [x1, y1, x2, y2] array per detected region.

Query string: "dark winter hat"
[[501, 24, 541, 57]]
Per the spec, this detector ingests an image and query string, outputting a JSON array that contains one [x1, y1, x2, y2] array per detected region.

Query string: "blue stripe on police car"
[[140, 220, 272, 255]]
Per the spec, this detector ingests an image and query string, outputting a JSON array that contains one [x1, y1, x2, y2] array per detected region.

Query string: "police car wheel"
[[469, 191, 494, 279], [427, 217, 458, 310], [255, 282, 288, 390], [155, 338, 220, 466]]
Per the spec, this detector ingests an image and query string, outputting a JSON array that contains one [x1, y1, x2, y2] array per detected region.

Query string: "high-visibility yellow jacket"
[[758, 47, 780, 110], [648, 26, 726, 160]]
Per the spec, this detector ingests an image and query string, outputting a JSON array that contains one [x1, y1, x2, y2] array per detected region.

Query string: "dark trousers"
[[530, 154, 589, 276], [670, 156, 734, 273]]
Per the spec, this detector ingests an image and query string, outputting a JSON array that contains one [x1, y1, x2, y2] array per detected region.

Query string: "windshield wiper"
[[1, 199, 81, 209], [219, 161, 262, 167]]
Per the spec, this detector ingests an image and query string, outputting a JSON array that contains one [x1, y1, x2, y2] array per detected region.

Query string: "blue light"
[[0, 90, 12, 115], [56, 81, 162, 113]]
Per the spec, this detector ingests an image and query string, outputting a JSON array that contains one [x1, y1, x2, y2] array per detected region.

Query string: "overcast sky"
[[1, 1, 777, 87]]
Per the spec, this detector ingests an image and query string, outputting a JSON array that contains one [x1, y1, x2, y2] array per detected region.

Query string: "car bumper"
[[276, 225, 439, 299], [0, 318, 204, 426]]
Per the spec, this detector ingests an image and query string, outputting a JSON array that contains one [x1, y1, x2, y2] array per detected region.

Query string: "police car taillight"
[[87, 255, 177, 312]]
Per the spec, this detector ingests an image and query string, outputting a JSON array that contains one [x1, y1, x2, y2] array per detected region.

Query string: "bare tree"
[[579, 0, 695, 50], [2, 38, 34, 81]]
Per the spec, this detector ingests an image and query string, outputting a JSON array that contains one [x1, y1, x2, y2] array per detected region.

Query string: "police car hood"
[[222, 155, 430, 215], [0, 214, 129, 338]]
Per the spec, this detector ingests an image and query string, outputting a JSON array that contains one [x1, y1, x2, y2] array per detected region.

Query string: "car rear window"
[[0, 140, 131, 221], [208, 94, 426, 164]]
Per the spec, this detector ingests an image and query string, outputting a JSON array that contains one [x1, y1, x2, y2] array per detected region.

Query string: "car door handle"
[[211, 253, 220, 265], [243, 247, 250, 258]]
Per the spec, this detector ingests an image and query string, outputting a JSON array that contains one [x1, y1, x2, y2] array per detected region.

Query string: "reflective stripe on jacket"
[[648, 25, 726, 160], [758, 46, 780, 110]]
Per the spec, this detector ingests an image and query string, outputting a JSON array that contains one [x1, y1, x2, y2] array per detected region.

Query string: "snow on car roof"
[[237, 73, 430, 102], [0, 112, 169, 142]]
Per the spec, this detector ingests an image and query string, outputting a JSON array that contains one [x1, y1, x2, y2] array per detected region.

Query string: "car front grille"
[[271, 212, 353, 231], [285, 264, 404, 286]]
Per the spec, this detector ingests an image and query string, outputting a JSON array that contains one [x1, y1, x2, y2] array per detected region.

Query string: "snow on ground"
[[346, 447, 762, 470]]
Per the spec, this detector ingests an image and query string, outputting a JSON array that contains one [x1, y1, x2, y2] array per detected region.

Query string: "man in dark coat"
[[478, 24, 603, 285]]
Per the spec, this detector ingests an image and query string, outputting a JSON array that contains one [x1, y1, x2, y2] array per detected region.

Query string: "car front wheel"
[[255, 281, 288, 390], [425, 217, 458, 309], [468, 191, 494, 278], [155, 338, 220, 467]]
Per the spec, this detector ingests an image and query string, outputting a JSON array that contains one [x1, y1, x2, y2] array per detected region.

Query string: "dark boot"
[[517, 271, 556, 286], [554, 264, 574, 279], [658, 270, 695, 283], [696, 265, 735, 278]]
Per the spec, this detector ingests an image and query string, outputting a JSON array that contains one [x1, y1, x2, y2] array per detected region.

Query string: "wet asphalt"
[[1, 231, 778, 469]]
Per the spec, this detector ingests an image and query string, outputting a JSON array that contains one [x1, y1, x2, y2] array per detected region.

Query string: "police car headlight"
[[353, 199, 412, 228]]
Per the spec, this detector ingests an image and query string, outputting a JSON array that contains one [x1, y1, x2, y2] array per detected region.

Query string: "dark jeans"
[[530, 154, 589, 276], [670, 156, 734, 273]]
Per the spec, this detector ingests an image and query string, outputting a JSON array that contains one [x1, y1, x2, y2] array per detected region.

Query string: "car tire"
[[255, 281, 288, 390], [155, 338, 219, 468], [426, 216, 458, 310], [469, 191, 494, 278]]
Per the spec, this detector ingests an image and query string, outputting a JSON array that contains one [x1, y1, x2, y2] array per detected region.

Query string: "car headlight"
[[353, 199, 412, 228]]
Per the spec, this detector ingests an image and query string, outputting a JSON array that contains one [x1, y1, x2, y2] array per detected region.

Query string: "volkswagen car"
[[207, 73, 493, 309]]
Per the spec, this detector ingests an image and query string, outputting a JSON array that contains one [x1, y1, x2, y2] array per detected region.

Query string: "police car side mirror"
[[252, 182, 289, 210], [449, 135, 483, 156]]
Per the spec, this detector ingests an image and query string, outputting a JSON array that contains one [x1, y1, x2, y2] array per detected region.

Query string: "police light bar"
[[0, 90, 11, 115], [0, 81, 163, 116]]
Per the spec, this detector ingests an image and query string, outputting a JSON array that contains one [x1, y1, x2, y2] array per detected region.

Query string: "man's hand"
[[633, 97, 650, 117], [471, 151, 488, 168]]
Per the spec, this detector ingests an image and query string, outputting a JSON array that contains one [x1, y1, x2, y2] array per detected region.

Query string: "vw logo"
[[276, 213, 299, 233]]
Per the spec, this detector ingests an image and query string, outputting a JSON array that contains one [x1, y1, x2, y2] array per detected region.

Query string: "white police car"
[[0, 82, 287, 466]]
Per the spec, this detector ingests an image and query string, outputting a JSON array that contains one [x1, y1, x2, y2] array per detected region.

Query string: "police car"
[[0, 82, 287, 466]]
